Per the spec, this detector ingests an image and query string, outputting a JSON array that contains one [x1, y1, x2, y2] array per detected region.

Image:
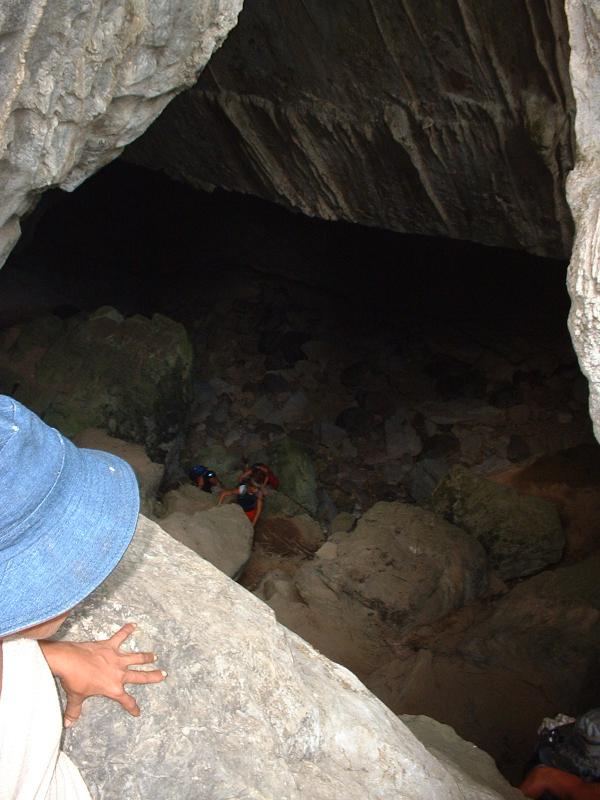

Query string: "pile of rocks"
[[64, 417, 600, 787], [178, 266, 593, 522]]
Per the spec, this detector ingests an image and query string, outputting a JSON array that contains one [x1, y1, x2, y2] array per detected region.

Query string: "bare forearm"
[[39, 639, 73, 678], [219, 490, 234, 504]]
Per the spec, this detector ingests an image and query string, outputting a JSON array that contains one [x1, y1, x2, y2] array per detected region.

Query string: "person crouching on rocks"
[[0, 395, 166, 799], [520, 709, 600, 799], [218, 477, 264, 527], [189, 464, 222, 494]]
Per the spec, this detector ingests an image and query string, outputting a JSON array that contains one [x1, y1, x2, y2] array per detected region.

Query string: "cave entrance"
[[1, 159, 599, 783], [0, 159, 592, 502]]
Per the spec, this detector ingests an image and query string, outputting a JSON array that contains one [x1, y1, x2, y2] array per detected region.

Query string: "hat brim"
[[0, 437, 139, 638]]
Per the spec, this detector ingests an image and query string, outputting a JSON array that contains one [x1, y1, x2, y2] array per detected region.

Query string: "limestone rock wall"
[[0, 0, 243, 268], [127, 0, 575, 257], [60, 515, 522, 800], [565, 0, 600, 440]]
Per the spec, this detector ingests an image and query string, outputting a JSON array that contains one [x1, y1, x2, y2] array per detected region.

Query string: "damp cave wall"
[[566, 0, 600, 444], [126, 0, 576, 258]]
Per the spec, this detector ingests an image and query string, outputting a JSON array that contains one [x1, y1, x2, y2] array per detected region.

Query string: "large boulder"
[[0, 0, 243, 267], [300, 501, 489, 629], [260, 487, 307, 518], [429, 465, 565, 579], [156, 483, 218, 517], [489, 444, 600, 562], [262, 501, 489, 675], [255, 513, 325, 555], [127, 0, 574, 258], [369, 552, 600, 782], [0, 307, 193, 459], [158, 504, 253, 580], [60, 515, 521, 800]]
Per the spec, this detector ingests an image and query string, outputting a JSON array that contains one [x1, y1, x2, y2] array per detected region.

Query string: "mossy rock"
[[262, 490, 306, 518], [0, 308, 193, 460], [269, 437, 318, 515], [429, 465, 565, 580]]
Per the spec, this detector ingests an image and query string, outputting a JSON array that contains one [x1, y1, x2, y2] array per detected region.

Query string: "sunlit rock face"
[[127, 0, 575, 257], [0, 0, 243, 267], [565, 0, 600, 440]]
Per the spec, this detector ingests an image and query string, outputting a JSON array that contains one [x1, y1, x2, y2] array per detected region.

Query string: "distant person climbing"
[[238, 462, 279, 491], [218, 480, 264, 527], [520, 709, 600, 799], [189, 464, 222, 493]]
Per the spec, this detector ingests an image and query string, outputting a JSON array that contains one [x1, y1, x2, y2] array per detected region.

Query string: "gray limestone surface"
[[60, 515, 520, 800], [294, 501, 490, 637], [257, 501, 490, 676], [127, 0, 575, 258], [157, 503, 254, 579], [566, 0, 600, 441], [0, 0, 243, 267]]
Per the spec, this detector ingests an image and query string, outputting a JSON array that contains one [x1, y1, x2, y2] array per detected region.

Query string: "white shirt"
[[0, 638, 91, 800]]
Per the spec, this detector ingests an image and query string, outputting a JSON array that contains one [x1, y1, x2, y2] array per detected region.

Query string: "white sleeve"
[[0, 639, 91, 800]]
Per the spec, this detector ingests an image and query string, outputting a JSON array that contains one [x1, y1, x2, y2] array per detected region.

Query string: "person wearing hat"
[[189, 464, 222, 493], [520, 709, 600, 798], [0, 395, 166, 798]]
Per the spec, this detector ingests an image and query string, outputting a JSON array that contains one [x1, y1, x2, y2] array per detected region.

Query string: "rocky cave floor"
[[2, 164, 600, 784], [183, 263, 592, 513], [167, 261, 600, 783]]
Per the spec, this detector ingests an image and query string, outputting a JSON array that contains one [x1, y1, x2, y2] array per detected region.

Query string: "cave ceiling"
[[126, 0, 576, 259]]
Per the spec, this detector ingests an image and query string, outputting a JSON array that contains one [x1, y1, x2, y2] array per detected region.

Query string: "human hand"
[[41, 623, 166, 727]]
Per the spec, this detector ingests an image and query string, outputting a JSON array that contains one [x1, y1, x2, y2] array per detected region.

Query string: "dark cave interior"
[[0, 158, 593, 510], [0, 159, 571, 333]]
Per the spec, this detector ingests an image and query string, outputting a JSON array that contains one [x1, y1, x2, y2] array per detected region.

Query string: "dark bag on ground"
[[537, 710, 600, 783]]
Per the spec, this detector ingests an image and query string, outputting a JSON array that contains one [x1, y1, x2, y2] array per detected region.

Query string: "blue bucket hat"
[[0, 395, 140, 638]]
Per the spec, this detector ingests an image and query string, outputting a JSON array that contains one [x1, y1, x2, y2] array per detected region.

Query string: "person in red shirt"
[[238, 463, 279, 491]]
